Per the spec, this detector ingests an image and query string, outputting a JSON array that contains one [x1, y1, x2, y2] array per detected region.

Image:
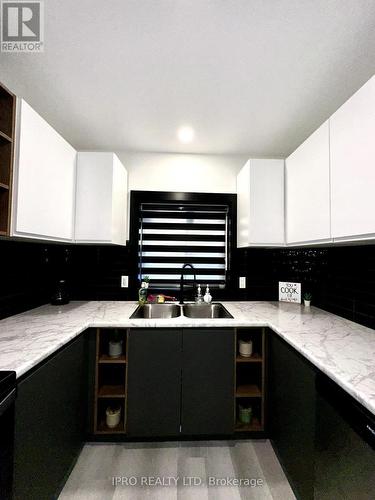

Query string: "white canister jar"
[[109, 340, 123, 358], [239, 339, 253, 358], [106, 407, 121, 428]]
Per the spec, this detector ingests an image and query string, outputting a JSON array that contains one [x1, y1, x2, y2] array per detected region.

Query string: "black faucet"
[[179, 263, 197, 304]]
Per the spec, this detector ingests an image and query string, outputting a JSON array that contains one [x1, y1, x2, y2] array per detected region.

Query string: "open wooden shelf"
[[0, 130, 12, 143], [98, 354, 126, 364], [236, 353, 262, 363], [0, 81, 15, 235], [98, 384, 125, 398], [234, 327, 266, 433], [0, 189, 10, 235], [96, 419, 126, 434], [235, 417, 262, 432], [93, 328, 129, 435], [236, 384, 262, 398]]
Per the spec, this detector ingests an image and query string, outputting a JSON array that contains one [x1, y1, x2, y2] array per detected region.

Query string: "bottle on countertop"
[[195, 284, 204, 304], [138, 276, 150, 305], [51, 279, 69, 305], [203, 285, 212, 304]]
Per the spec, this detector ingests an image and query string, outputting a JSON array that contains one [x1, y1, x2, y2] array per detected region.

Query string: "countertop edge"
[[2, 301, 375, 417]]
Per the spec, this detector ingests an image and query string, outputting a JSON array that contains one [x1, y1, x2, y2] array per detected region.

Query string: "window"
[[138, 202, 229, 290]]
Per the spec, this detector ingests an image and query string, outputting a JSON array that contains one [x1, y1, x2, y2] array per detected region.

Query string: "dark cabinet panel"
[[126, 327, 236, 438], [181, 328, 235, 435], [126, 329, 182, 437], [13, 334, 87, 500], [86, 328, 97, 435], [269, 332, 316, 500], [315, 374, 375, 500]]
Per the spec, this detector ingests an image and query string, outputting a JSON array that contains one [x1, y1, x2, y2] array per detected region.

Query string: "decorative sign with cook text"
[[279, 281, 301, 304]]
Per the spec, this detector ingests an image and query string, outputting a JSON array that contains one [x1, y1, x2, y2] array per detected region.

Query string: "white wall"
[[116, 152, 248, 193]]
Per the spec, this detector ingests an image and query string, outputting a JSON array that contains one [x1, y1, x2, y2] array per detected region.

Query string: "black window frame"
[[129, 191, 237, 300]]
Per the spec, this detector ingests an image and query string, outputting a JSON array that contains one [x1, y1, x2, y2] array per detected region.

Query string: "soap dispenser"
[[204, 285, 212, 304], [195, 284, 204, 304]]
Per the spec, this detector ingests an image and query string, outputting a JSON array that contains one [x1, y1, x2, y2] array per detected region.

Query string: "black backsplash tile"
[[236, 244, 375, 330], [0, 239, 72, 319], [69, 245, 132, 301], [0, 238, 134, 319], [2, 237, 375, 331]]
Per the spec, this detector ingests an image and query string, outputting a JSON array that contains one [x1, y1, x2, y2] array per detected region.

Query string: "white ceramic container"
[[239, 339, 253, 357]]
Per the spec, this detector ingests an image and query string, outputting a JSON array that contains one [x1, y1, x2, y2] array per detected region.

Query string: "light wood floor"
[[59, 440, 295, 500]]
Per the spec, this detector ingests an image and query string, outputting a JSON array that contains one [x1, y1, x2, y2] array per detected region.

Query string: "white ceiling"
[[1, 0, 375, 156]]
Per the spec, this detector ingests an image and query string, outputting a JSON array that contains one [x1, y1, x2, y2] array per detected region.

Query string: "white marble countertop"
[[0, 300, 374, 416]]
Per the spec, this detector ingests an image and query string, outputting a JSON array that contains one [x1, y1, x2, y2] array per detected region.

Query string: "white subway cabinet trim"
[[12, 99, 76, 241], [330, 75, 375, 242], [237, 159, 285, 247], [74, 152, 128, 245], [286, 121, 331, 245]]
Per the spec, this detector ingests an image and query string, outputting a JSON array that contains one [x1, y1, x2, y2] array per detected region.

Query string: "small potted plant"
[[239, 404, 253, 425], [108, 329, 123, 358], [138, 276, 150, 305], [303, 292, 312, 307], [106, 405, 121, 428]]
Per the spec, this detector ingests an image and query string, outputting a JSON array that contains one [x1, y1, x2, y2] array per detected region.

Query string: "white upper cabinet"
[[237, 159, 285, 247], [75, 152, 128, 245], [330, 76, 375, 241], [12, 99, 76, 241], [286, 121, 331, 245]]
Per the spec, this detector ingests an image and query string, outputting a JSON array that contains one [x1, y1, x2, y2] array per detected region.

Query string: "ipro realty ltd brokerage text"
[[112, 476, 264, 487]]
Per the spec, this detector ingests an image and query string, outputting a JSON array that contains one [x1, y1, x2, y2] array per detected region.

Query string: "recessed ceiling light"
[[177, 126, 195, 144]]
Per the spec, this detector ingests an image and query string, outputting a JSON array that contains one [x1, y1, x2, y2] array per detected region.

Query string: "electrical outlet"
[[239, 277, 246, 289], [121, 276, 129, 288]]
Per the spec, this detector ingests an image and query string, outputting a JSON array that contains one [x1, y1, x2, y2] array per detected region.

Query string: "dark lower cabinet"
[[126, 329, 182, 437], [269, 330, 375, 500], [181, 328, 234, 435], [315, 374, 375, 500], [269, 332, 316, 500], [126, 328, 235, 438], [13, 334, 87, 500]]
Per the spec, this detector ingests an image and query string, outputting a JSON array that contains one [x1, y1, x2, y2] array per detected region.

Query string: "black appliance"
[[315, 374, 375, 499], [51, 279, 70, 305], [0, 371, 16, 500]]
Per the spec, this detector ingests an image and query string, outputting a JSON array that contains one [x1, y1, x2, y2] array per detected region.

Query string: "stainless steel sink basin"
[[130, 303, 181, 319], [182, 303, 233, 319]]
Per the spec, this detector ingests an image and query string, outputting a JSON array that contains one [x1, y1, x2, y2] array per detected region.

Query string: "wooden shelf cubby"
[[98, 354, 126, 364], [235, 383, 262, 398], [0, 81, 16, 235], [93, 328, 128, 434], [236, 353, 262, 363], [98, 384, 125, 398], [95, 398, 126, 435], [234, 328, 266, 433], [235, 416, 262, 432]]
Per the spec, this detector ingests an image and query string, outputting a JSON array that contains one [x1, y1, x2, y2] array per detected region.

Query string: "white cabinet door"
[[237, 159, 284, 247], [12, 99, 76, 241], [74, 152, 128, 245], [237, 160, 251, 247], [286, 121, 331, 245], [111, 154, 128, 244], [330, 76, 375, 241]]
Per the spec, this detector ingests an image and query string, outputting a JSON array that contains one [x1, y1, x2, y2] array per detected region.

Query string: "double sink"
[[130, 303, 233, 319]]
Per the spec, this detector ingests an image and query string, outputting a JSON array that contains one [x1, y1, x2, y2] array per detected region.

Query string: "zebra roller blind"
[[139, 203, 228, 290]]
